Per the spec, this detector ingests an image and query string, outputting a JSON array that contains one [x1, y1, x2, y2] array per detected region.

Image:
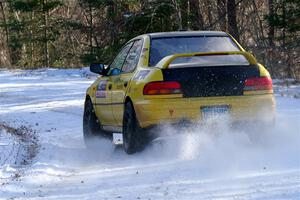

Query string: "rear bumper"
[[134, 94, 275, 128]]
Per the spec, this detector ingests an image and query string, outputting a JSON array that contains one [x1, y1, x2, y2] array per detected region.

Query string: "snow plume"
[[144, 114, 300, 177], [83, 137, 116, 160]]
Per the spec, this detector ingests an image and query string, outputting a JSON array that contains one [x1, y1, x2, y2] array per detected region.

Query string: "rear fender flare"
[[123, 96, 142, 128]]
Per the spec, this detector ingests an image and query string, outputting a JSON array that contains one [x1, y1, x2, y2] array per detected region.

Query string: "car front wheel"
[[83, 98, 109, 149]]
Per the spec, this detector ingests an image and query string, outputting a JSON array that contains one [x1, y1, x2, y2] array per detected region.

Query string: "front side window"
[[122, 39, 143, 73], [149, 36, 241, 67], [108, 42, 133, 76]]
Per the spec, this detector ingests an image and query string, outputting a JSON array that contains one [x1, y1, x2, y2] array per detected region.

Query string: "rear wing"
[[155, 51, 258, 69]]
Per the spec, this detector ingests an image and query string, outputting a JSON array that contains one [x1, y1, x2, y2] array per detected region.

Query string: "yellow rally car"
[[83, 31, 275, 154]]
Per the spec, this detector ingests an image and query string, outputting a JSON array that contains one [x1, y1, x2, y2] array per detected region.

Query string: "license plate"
[[201, 105, 230, 120]]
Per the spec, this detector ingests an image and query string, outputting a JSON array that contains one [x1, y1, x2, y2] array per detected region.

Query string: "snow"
[[273, 79, 300, 99], [0, 68, 299, 199]]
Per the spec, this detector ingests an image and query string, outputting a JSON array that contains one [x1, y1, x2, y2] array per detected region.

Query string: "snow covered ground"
[[0, 68, 299, 200]]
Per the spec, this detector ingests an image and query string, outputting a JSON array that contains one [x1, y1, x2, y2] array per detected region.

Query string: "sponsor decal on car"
[[95, 80, 108, 98], [133, 70, 150, 80]]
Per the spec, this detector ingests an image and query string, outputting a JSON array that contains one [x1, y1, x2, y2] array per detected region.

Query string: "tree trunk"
[[227, 0, 240, 42], [268, 0, 275, 47], [187, 0, 190, 30], [267, 0, 275, 75], [252, 0, 266, 47], [217, 0, 226, 31], [43, 0, 49, 68], [207, 3, 213, 29], [89, 2, 93, 58], [0, 1, 11, 66], [190, 0, 204, 30], [281, 1, 286, 48], [172, 0, 183, 30]]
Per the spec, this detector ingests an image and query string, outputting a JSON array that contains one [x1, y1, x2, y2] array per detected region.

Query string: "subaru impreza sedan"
[[83, 31, 275, 154]]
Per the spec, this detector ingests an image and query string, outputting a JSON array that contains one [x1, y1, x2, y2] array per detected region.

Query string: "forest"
[[0, 0, 299, 79]]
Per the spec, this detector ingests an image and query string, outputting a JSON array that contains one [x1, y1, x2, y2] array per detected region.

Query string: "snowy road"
[[0, 69, 299, 199]]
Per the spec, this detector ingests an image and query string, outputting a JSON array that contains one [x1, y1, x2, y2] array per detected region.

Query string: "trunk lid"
[[162, 65, 260, 98]]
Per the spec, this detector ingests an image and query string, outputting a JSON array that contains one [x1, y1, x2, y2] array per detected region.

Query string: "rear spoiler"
[[155, 51, 258, 69]]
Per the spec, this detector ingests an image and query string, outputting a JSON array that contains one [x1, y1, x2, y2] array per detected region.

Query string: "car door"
[[95, 42, 133, 126], [94, 76, 112, 125], [111, 39, 143, 126]]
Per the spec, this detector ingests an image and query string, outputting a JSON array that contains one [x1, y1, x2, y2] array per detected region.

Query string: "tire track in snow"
[[0, 123, 39, 186]]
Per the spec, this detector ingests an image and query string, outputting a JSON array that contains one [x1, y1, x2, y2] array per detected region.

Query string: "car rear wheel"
[[123, 102, 145, 154], [83, 98, 109, 149]]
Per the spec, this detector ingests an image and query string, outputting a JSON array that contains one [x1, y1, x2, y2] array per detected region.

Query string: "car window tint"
[[149, 36, 240, 66], [108, 42, 133, 76], [122, 39, 143, 73]]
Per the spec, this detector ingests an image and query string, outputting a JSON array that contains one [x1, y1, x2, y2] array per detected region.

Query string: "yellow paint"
[[86, 33, 275, 129], [257, 63, 271, 77], [156, 51, 258, 69], [134, 94, 275, 127], [226, 33, 246, 52]]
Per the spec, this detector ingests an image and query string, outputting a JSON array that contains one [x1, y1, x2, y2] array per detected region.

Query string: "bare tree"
[[172, 0, 183, 30], [268, 0, 274, 47], [190, 0, 204, 30], [217, 0, 227, 31], [42, 0, 49, 67], [227, 0, 240, 42], [0, 0, 11, 66]]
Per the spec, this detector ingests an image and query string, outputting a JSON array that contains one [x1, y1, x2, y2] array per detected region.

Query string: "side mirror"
[[90, 63, 106, 75]]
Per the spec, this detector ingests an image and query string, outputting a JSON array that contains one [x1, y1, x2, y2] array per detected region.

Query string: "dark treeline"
[[0, 0, 299, 78]]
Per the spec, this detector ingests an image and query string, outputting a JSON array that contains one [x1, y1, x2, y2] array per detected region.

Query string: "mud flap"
[[113, 133, 123, 145]]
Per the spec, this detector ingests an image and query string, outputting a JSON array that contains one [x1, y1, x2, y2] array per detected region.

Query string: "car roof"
[[146, 31, 228, 38]]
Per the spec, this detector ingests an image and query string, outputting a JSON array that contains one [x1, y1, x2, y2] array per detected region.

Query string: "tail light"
[[143, 81, 182, 95], [244, 77, 273, 91]]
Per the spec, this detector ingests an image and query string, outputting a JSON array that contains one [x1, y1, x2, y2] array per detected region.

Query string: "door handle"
[[108, 83, 112, 90]]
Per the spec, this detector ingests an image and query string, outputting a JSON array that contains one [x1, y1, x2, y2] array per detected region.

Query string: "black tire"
[[123, 102, 145, 154], [83, 98, 109, 149]]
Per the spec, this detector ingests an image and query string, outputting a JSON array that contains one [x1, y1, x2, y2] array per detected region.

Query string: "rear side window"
[[122, 39, 143, 73], [149, 36, 240, 66]]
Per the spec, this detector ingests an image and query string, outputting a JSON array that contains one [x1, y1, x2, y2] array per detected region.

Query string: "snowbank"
[[0, 67, 97, 79]]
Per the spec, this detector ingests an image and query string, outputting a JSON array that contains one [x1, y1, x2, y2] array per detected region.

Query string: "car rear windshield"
[[149, 36, 241, 66]]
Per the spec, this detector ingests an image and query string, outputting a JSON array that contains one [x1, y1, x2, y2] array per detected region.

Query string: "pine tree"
[[4, 0, 62, 67]]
